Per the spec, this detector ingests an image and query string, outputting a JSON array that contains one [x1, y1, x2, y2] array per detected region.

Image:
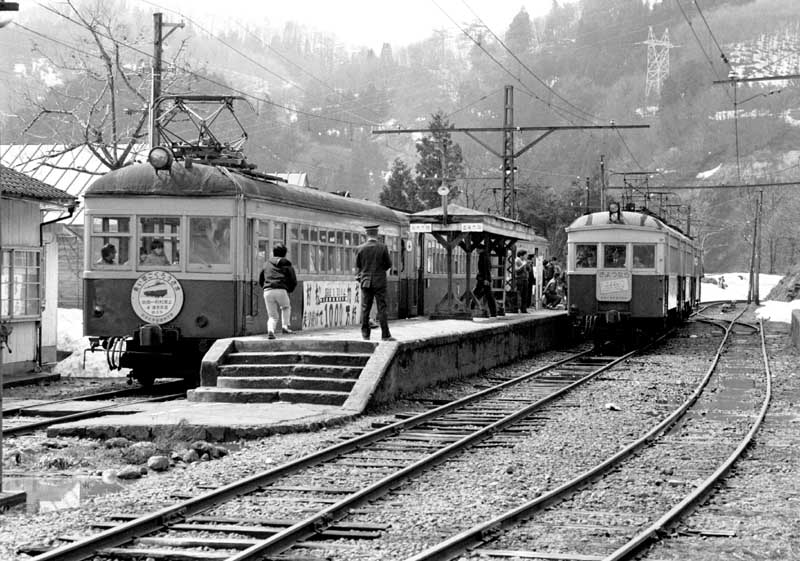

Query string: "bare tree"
[[17, 0, 190, 173]]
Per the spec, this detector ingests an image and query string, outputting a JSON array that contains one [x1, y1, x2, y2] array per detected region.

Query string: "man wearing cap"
[[356, 225, 394, 341]]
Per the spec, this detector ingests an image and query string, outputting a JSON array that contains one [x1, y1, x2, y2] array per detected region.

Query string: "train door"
[[244, 218, 272, 335]]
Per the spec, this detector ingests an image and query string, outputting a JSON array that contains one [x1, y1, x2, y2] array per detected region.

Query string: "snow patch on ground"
[[55, 308, 128, 379]]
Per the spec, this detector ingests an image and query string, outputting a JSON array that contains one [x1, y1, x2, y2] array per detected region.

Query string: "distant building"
[[1, 164, 77, 376], [0, 144, 146, 308]]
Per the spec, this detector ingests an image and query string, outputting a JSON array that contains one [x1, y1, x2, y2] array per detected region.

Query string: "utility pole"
[[712, 73, 799, 304], [585, 177, 591, 211], [599, 155, 606, 210], [150, 12, 184, 148], [374, 87, 648, 314], [502, 85, 516, 220]]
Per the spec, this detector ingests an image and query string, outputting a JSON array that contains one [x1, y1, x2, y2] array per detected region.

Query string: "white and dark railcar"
[[83, 151, 411, 385], [565, 206, 701, 344]]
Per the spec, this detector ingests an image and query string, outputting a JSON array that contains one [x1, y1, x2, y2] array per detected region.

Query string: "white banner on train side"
[[302, 280, 362, 330]]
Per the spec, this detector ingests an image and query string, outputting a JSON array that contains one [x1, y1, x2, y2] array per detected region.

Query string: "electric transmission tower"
[[643, 27, 674, 102]]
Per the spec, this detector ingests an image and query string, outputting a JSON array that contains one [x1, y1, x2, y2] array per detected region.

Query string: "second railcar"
[[565, 206, 700, 344]]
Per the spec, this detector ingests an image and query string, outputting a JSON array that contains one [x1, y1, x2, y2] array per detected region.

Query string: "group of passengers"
[[474, 247, 566, 316]]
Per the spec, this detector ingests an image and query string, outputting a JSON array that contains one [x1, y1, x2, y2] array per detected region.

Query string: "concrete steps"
[[189, 338, 377, 405]]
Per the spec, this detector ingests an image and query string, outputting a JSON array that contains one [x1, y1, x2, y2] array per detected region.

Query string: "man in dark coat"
[[476, 243, 497, 317], [356, 225, 393, 341]]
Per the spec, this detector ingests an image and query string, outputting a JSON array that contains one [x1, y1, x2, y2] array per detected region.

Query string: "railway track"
[[2, 384, 187, 437], [404, 307, 771, 561], [26, 343, 654, 561]]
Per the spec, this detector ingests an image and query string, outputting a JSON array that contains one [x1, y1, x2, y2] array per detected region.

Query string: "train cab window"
[[575, 244, 597, 269], [633, 244, 656, 269], [603, 244, 627, 268], [139, 217, 180, 268], [188, 217, 231, 270], [90, 216, 131, 268]]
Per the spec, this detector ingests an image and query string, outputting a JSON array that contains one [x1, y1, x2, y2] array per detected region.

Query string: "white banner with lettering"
[[302, 280, 362, 330]]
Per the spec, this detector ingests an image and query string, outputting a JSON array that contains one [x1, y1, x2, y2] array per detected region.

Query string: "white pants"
[[263, 288, 291, 333]]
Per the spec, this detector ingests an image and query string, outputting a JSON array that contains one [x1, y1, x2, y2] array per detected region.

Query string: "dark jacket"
[[259, 257, 297, 293], [356, 238, 391, 289]]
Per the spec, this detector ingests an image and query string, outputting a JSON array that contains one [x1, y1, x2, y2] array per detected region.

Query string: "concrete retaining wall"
[[344, 315, 568, 410]]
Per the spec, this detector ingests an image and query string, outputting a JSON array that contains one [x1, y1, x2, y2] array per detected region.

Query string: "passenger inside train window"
[[633, 244, 655, 268], [96, 243, 117, 266], [189, 217, 231, 266], [141, 238, 171, 266], [576, 244, 597, 268], [604, 245, 627, 268]]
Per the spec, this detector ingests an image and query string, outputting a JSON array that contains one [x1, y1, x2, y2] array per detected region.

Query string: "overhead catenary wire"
[[429, 0, 592, 126], [30, 3, 379, 129], [459, 0, 601, 125]]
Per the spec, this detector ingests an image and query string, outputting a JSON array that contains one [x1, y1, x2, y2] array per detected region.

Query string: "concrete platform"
[[46, 310, 568, 442]]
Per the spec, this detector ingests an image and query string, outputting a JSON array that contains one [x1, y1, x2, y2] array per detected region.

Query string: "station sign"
[[410, 223, 433, 233], [460, 223, 484, 232]]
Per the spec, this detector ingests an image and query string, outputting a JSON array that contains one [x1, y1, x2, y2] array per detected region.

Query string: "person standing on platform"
[[476, 242, 497, 317], [526, 253, 536, 310], [514, 249, 529, 312], [356, 225, 394, 341], [260, 243, 297, 339]]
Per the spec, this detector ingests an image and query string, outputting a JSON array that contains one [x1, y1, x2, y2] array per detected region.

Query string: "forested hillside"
[[2, 0, 799, 271]]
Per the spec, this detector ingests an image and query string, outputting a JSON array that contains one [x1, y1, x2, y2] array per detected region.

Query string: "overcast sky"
[[147, 0, 561, 50]]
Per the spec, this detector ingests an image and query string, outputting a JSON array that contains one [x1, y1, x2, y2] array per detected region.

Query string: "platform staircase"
[[188, 338, 377, 405]]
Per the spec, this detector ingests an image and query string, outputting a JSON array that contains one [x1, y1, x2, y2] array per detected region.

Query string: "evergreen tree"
[[380, 158, 415, 211], [414, 112, 465, 210]]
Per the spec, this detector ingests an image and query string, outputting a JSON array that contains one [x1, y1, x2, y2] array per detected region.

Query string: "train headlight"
[[148, 146, 173, 171]]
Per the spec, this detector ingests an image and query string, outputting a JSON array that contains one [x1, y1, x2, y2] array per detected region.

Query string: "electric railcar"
[[565, 205, 701, 346], [84, 151, 415, 385], [84, 148, 544, 385]]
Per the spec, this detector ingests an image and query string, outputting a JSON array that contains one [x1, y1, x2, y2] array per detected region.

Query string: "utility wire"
[[460, 0, 600, 124], [139, 0, 383, 126], [676, 0, 734, 104], [692, 0, 731, 67], [34, 2, 377, 128], [429, 0, 589, 126]]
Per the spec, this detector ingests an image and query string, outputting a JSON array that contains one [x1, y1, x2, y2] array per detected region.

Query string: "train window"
[[139, 217, 180, 267], [603, 244, 627, 268], [575, 244, 597, 269], [310, 228, 319, 243], [188, 217, 231, 270], [273, 222, 286, 245], [91, 216, 131, 268], [633, 244, 655, 269], [300, 243, 312, 272]]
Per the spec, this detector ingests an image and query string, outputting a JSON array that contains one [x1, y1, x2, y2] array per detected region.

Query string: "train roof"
[[85, 162, 404, 224], [566, 210, 691, 241]]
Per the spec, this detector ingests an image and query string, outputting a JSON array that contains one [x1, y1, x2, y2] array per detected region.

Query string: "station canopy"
[[409, 203, 543, 244]]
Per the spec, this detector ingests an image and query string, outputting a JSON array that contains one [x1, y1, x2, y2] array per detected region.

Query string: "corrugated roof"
[[0, 164, 75, 204], [0, 144, 147, 223]]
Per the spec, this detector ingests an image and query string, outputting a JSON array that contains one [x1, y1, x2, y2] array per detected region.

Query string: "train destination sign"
[[596, 270, 632, 302], [131, 271, 185, 324]]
